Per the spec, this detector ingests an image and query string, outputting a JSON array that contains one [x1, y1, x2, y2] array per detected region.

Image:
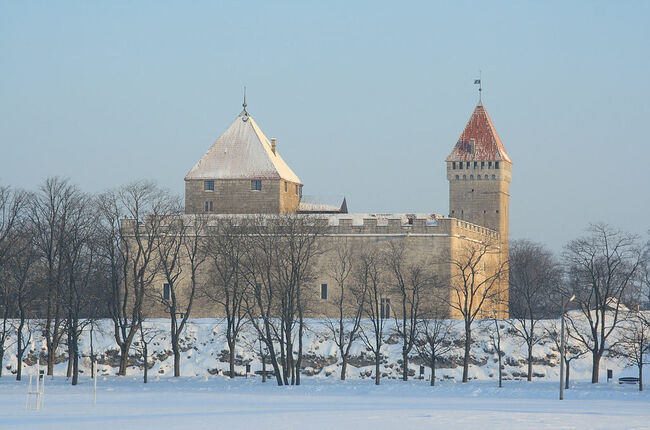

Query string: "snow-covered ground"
[[0, 317, 648, 428], [1, 376, 649, 429]]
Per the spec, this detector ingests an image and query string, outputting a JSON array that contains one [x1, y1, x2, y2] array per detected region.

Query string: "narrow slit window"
[[163, 283, 170, 300], [320, 284, 328, 300]]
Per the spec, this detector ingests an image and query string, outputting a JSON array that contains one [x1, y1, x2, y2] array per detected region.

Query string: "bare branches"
[[563, 223, 643, 382]]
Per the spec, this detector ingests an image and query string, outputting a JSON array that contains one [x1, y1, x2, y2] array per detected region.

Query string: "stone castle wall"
[[185, 178, 301, 215]]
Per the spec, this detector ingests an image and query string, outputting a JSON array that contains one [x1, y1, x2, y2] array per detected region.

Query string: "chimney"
[[271, 138, 277, 155]]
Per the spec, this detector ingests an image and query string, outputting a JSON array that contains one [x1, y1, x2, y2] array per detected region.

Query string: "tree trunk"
[[229, 342, 235, 378], [565, 360, 570, 390], [173, 348, 180, 377], [639, 364, 643, 392], [402, 347, 408, 381], [16, 327, 23, 381], [527, 341, 533, 382], [72, 337, 79, 386], [462, 325, 471, 383], [498, 353, 503, 388], [0, 347, 4, 378], [118, 344, 129, 376], [430, 357, 436, 387], [143, 342, 148, 384], [591, 353, 600, 383], [375, 353, 381, 386], [66, 335, 73, 378], [261, 357, 267, 383], [340, 358, 347, 381]]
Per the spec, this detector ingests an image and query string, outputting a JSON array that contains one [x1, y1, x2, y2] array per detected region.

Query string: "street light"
[[559, 294, 575, 400]]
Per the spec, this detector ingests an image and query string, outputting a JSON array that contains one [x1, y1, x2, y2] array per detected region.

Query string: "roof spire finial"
[[474, 71, 482, 103], [242, 86, 247, 113]]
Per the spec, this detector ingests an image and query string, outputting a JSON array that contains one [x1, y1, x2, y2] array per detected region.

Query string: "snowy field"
[[0, 376, 649, 429]]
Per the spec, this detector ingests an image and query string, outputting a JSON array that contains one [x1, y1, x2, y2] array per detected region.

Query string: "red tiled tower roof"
[[446, 102, 512, 163]]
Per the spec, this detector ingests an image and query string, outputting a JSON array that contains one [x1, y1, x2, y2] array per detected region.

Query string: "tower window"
[[381, 298, 391, 319], [459, 163, 463, 170], [455, 175, 459, 180], [488, 161, 492, 169], [204, 201, 209, 212], [251, 180, 262, 191], [485, 175, 489, 180], [452, 162, 456, 169], [295, 184, 299, 195], [477, 175, 482, 180], [466, 162, 470, 169], [209, 201, 213, 212], [474, 162, 478, 169], [163, 283, 170, 300], [481, 162, 485, 169], [495, 161, 499, 169], [204, 180, 214, 191], [320, 284, 328, 300], [463, 175, 467, 181], [470, 175, 474, 180], [492, 175, 496, 180], [284, 181, 288, 192]]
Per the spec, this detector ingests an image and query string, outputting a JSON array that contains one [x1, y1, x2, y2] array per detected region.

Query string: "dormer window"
[[251, 180, 262, 191], [204, 180, 214, 191], [481, 162, 485, 169], [495, 161, 499, 169], [488, 161, 492, 169]]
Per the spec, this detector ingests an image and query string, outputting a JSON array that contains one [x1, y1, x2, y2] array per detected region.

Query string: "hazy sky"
[[1, 1, 649, 252]]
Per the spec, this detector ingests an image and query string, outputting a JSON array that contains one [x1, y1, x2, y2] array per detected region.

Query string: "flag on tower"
[[474, 79, 481, 85]]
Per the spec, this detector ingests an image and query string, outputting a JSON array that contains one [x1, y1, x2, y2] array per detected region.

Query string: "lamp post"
[[559, 294, 575, 400]]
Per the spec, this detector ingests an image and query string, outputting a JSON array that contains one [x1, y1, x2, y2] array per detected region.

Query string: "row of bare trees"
[[0, 178, 648, 389]]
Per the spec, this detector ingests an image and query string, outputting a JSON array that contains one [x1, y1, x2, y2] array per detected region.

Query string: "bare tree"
[[356, 244, 388, 386], [241, 217, 284, 386], [545, 322, 588, 389], [97, 181, 172, 376], [4, 209, 38, 381], [415, 312, 456, 386], [613, 312, 650, 391], [488, 313, 504, 388], [564, 223, 643, 383], [445, 239, 506, 383], [153, 212, 206, 377], [508, 239, 561, 381], [241, 215, 323, 386], [384, 239, 429, 381], [59, 192, 100, 385], [322, 240, 366, 380], [203, 217, 249, 379], [30, 177, 80, 375]]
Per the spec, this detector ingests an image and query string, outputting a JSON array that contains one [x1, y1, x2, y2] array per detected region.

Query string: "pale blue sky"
[[1, 1, 649, 251]]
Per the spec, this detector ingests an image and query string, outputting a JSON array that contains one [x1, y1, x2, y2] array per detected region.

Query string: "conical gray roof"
[[185, 111, 301, 183]]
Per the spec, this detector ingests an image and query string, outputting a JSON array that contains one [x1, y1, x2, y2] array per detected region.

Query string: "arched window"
[[455, 175, 459, 180], [492, 174, 496, 180], [484, 175, 488, 180], [477, 175, 482, 180], [463, 175, 467, 180], [470, 175, 474, 180]]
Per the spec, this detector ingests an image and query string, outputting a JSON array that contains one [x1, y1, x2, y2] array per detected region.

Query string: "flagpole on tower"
[[474, 71, 482, 103]]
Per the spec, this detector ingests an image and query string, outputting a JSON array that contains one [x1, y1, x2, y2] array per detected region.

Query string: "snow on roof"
[[297, 195, 347, 213], [446, 102, 512, 163], [185, 110, 301, 183]]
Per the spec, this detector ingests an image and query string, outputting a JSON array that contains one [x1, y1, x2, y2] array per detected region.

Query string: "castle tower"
[[446, 102, 512, 246], [184, 106, 302, 214]]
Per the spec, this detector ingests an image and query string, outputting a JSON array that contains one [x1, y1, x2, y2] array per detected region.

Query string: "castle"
[[140, 98, 511, 319]]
